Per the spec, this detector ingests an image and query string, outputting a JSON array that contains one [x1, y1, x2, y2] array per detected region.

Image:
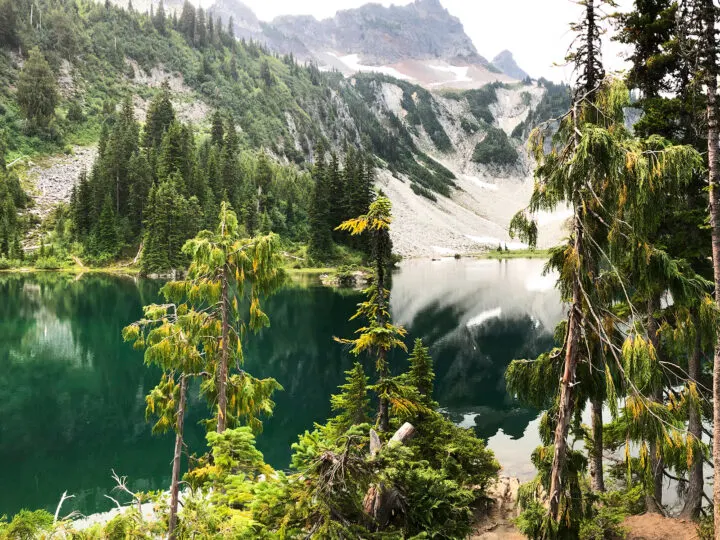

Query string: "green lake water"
[[0, 258, 564, 517]]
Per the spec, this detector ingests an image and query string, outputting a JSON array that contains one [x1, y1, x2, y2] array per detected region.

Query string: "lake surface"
[[0, 259, 564, 517]]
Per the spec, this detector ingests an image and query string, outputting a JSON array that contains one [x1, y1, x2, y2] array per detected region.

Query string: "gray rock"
[[491, 50, 530, 81], [271, 0, 486, 66]]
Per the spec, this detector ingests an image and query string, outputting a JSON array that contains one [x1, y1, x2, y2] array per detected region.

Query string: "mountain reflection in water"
[[0, 259, 563, 516]]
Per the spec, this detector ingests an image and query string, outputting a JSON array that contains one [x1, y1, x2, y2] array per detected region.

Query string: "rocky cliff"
[[272, 0, 483, 65], [492, 50, 530, 81]]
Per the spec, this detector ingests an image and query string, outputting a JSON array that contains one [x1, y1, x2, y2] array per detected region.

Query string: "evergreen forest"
[[8, 0, 720, 539]]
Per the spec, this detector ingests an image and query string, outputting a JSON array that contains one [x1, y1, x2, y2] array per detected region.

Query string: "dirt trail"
[[622, 513, 698, 539], [470, 477, 525, 540]]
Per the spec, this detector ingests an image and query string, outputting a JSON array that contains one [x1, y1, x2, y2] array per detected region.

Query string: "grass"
[[473, 248, 551, 260], [0, 263, 141, 275]]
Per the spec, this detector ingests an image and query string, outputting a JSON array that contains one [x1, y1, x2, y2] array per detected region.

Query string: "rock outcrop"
[[272, 0, 484, 66]]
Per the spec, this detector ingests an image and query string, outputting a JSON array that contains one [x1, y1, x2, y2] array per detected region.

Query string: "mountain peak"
[[491, 50, 530, 80], [272, 0, 481, 65]]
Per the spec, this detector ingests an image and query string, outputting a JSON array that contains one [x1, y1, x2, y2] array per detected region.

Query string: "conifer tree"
[[16, 48, 57, 131], [178, 0, 196, 43], [96, 195, 118, 255], [152, 0, 166, 34], [72, 170, 93, 238], [336, 196, 407, 432], [169, 202, 285, 432], [328, 362, 370, 434], [210, 111, 224, 147], [0, 0, 19, 48], [157, 121, 195, 190], [309, 145, 333, 260], [691, 0, 720, 530], [510, 66, 702, 540], [142, 81, 176, 149], [406, 339, 435, 407]]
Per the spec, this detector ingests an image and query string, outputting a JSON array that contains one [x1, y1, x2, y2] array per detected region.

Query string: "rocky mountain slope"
[[33, 0, 560, 257]]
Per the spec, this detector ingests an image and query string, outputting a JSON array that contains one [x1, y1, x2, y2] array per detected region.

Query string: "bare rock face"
[[491, 50, 530, 81], [272, 0, 485, 66]]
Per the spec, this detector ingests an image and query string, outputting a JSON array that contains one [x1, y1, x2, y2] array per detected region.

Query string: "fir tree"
[[95, 195, 118, 255], [308, 145, 332, 261], [210, 111, 224, 147], [142, 81, 176, 149], [406, 339, 435, 406], [178, 0, 196, 43], [72, 170, 93, 238], [328, 362, 370, 433], [16, 48, 58, 131], [152, 0, 166, 34], [0, 0, 19, 48]]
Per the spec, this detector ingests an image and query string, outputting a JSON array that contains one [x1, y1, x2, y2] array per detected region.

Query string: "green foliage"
[[0, 510, 53, 539], [16, 48, 58, 133], [445, 85, 500, 124], [328, 362, 371, 434], [404, 338, 436, 406], [472, 127, 519, 166]]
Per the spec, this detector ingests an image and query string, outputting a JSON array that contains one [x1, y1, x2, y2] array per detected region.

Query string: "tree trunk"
[[377, 351, 390, 434], [168, 375, 188, 539], [590, 397, 605, 492], [217, 271, 229, 433], [681, 309, 703, 519], [375, 232, 390, 432], [702, 0, 720, 533], [548, 216, 583, 520], [646, 296, 664, 513]]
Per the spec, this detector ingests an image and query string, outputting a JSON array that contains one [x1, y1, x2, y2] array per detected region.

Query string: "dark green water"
[[0, 259, 563, 517]]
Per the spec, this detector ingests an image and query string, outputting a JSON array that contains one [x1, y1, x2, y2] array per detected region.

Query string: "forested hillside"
[[0, 0, 571, 269]]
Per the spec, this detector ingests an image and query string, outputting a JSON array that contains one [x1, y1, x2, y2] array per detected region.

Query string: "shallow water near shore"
[[0, 258, 564, 517]]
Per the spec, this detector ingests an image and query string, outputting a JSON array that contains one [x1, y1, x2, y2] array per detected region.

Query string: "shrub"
[[411, 183, 438, 201], [0, 257, 21, 269], [0, 510, 53, 539], [34, 255, 65, 269], [472, 127, 519, 166]]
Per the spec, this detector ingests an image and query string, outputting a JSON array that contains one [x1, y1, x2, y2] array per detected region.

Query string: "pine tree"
[[328, 362, 370, 433], [156, 121, 195, 190], [210, 111, 224, 147], [16, 48, 58, 131], [509, 66, 702, 537], [691, 0, 720, 531], [127, 151, 152, 236], [178, 0, 196, 43], [153, 0, 166, 34], [195, 7, 207, 47], [72, 170, 93, 238], [308, 145, 332, 261], [0, 0, 19, 48], [95, 195, 118, 255], [142, 81, 176, 149], [406, 339, 435, 406]]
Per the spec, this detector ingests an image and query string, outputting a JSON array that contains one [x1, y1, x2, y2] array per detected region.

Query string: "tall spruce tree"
[[308, 144, 333, 260], [16, 48, 58, 131], [328, 362, 371, 434], [142, 81, 176, 149]]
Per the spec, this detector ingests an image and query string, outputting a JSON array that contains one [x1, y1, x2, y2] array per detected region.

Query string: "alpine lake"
[[0, 258, 564, 517]]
